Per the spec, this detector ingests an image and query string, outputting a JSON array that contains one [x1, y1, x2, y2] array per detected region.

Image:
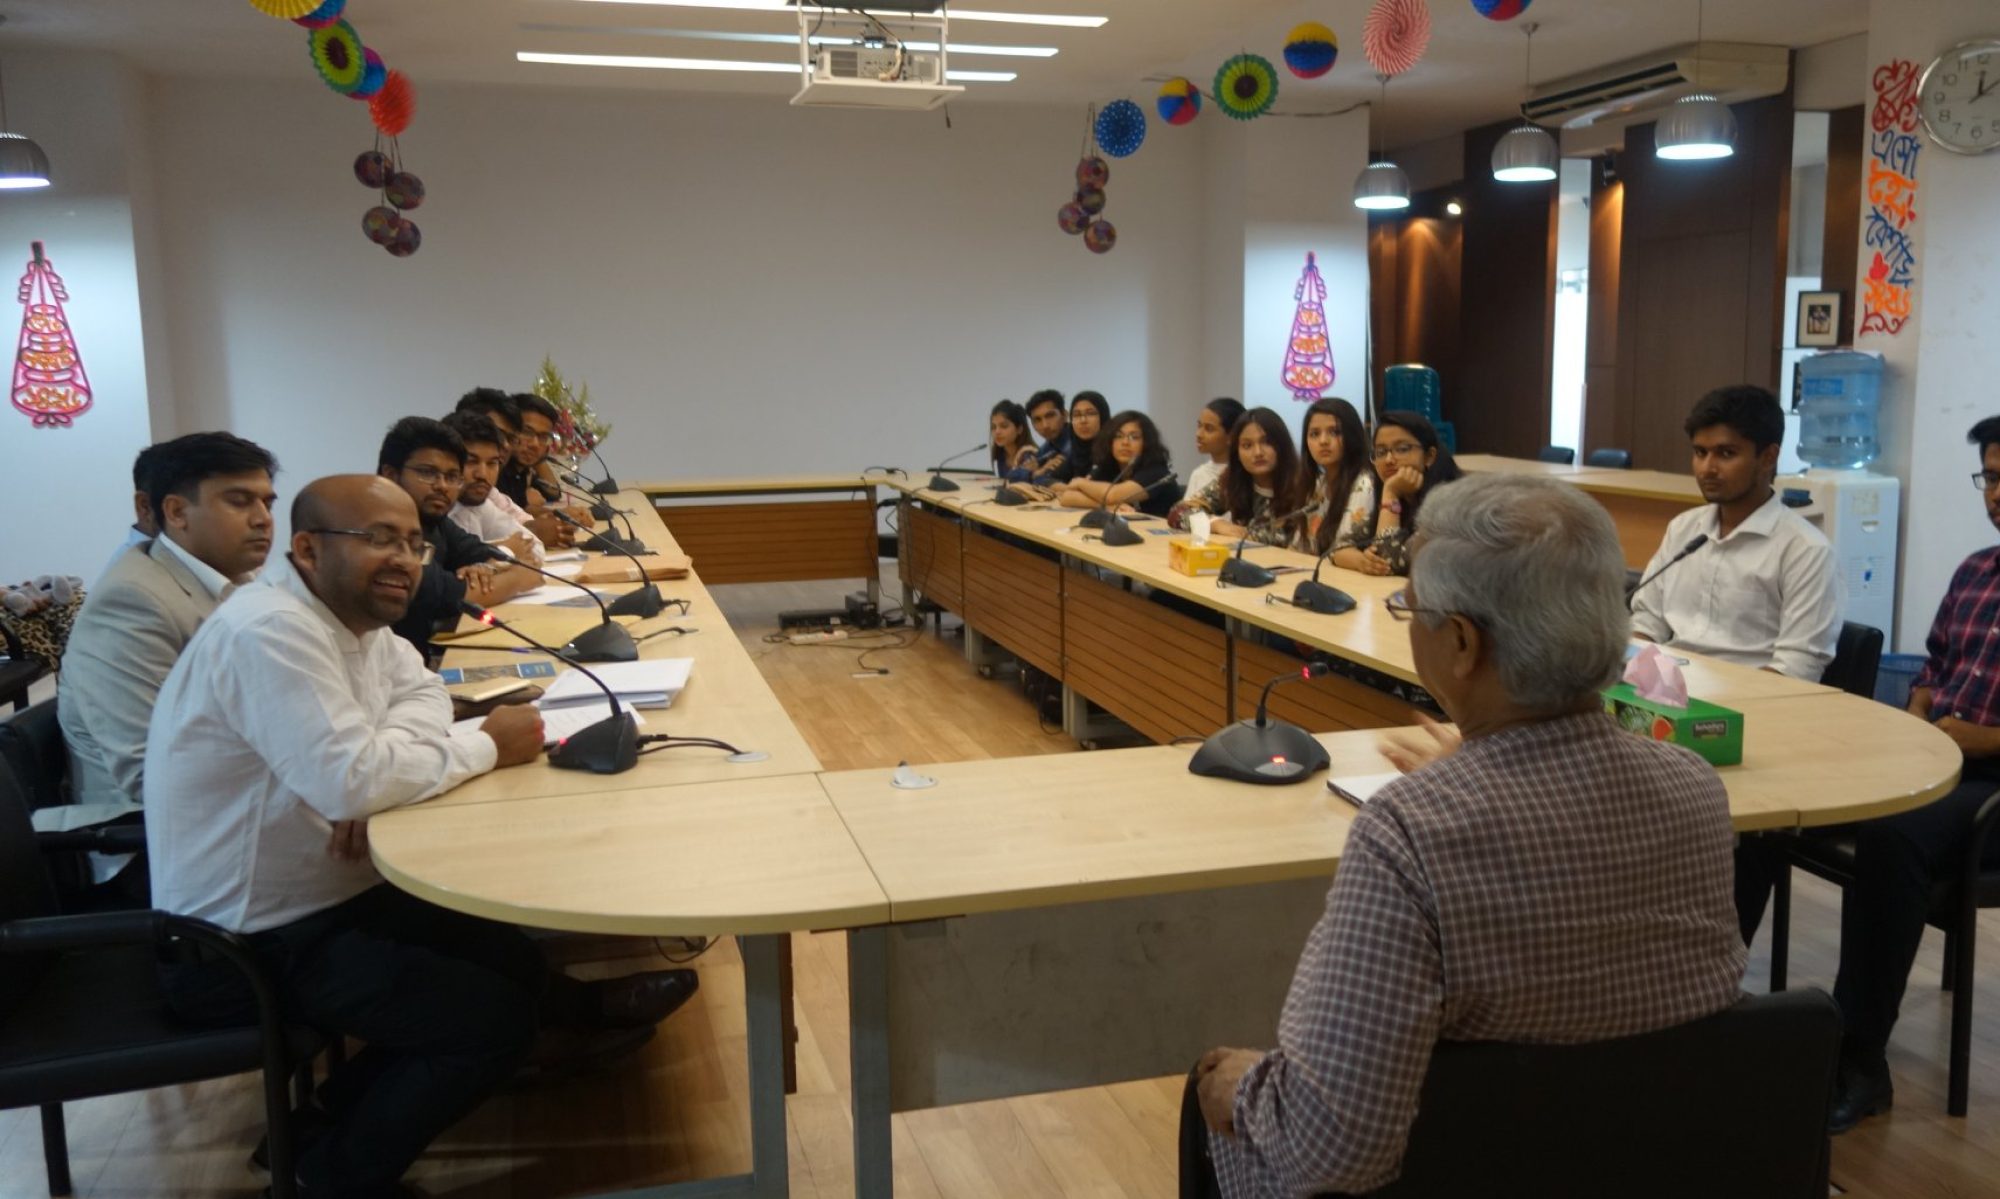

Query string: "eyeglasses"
[[1112, 430, 1145, 444], [306, 527, 435, 564], [520, 427, 555, 445], [1384, 590, 1445, 622], [1972, 471, 2000, 491], [1373, 442, 1423, 460], [402, 465, 464, 489]]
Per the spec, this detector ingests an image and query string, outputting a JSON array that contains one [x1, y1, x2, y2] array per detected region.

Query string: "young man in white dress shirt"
[[441, 411, 545, 566], [1629, 385, 1841, 680], [146, 475, 696, 1199]]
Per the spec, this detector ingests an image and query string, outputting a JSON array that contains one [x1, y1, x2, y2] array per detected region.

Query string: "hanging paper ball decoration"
[[1283, 22, 1339, 78], [1156, 78, 1202, 126], [1083, 219, 1116, 254], [1471, 0, 1531, 18], [1363, 0, 1432, 77], [309, 21, 367, 95], [1075, 185, 1106, 216], [1214, 54, 1279, 121], [292, 0, 346, 29], [1075, 156, 1109, 188], [387, 220, 422, 258], [1093, 100, 1147, 159], [348, 49, 388, 100], [354, 150, 392, 188], [384, 171, 426, 211], [1057, 202, 1089, 235], [363, 206, 402, 246], [248, 0, 321, 19], [369, 70, 415, 137]]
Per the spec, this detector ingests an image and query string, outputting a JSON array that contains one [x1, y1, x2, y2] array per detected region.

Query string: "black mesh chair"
[[0, 764, 318, 1197], [1537, 445, 1576, 465], [1817, 622, 1885, 699], [0, 698, 143, 912], [1586, 448, 1634, 469], [0, 621, 45, 712], [1181, 990, 1840, 1198]]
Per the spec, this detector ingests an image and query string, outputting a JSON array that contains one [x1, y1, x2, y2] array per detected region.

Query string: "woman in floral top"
[[1179, 407, 1307, 548], [1357, 410, 1462, 576], [1296, 397, 1377, 566]]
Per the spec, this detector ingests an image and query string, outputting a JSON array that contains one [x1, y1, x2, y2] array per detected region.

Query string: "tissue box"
[[1601, 683, 1744, 767], [1168, 537, 1230, 577]]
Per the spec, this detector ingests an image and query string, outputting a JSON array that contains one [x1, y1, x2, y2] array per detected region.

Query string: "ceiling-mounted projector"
[[789, 2, 964, 110]]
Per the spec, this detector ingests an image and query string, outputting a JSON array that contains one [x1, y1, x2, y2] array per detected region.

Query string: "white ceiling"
[[3, 0, 1869, 147]]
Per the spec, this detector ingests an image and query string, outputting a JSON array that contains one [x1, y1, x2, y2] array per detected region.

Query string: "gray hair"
[[1409, 473, 1630, 712]]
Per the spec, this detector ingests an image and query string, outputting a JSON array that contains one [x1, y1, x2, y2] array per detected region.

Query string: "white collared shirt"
[[144, 555, 498, 934], [1630, 490, 1842, 680], [448, 492, 547, 566], [153, 530, 242, 601]]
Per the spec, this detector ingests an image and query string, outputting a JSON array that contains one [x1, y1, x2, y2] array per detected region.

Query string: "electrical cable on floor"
[[653, 935, 715, 965]]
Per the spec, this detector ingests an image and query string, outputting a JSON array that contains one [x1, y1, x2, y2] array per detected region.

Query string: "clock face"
[[1919, 39, 2000, 154]]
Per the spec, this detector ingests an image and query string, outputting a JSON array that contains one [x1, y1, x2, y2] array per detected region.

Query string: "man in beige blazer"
[[56, 434, 278, 849]]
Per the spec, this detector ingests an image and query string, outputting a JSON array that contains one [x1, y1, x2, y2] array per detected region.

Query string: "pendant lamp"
[[1655, 0, 1735, 161], [1352, 75, 1411, 211], [0, 51, 49, 190], [1491, 22, 1557, 182]]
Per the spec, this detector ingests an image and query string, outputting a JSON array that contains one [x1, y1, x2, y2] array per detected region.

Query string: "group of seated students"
[[50, 391, 702, 1199]]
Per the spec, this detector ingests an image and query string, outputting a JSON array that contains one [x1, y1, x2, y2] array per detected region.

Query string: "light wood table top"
[[633, 475, 876, 496], [1457, 454, 1706, 505], [1456, 453, 1596, 477], [370, 774, 887, 937]]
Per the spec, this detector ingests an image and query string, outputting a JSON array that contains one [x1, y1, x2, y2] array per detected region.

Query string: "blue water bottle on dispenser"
[[1796, 351, 1883, 469]]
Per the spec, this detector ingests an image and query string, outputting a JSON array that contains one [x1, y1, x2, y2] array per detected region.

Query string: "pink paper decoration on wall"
[[1363, 0, 1432, 77], [1281, 252, 1334, 400], [12, 242, 92, 428]]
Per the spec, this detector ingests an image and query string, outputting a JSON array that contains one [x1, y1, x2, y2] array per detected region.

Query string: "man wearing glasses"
[[1816, 416, 2000, 1132], [377, 416, 538, 654]]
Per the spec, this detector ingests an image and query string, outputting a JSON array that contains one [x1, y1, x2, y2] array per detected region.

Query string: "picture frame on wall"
[[1798, 290, 1842, 348]]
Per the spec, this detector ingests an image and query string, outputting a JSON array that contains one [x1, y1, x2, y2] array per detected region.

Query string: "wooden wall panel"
[[902, 505, 963, 615], [1064, 571, 1228, 745], [1821, 105, 1865, 347], [961, 531, 1064, 679], [1231, 640, 1419, 733], [1454, 121, 1558, 458], [656, 500, 879, 585], [1583, 172, 1624, 457], [1370, 188, 1464, 420]]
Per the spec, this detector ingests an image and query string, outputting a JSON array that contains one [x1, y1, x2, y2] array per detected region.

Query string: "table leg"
[[849, 925, 892, 1198], [779, 935, 798, 1094]]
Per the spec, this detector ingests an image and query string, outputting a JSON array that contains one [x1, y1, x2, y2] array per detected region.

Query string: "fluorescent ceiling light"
[[519, 24, 1057, 55], [573, 1, 1107, 28], [517, 49, 1015, 80]]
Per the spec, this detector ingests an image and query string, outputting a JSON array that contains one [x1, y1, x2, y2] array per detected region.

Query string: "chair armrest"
[[36, 824, 147, 855], [0, 618, 24, 663]]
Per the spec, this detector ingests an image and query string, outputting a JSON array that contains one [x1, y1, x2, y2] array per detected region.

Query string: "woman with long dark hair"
[[1055, 410, 1179, 517], [1296, 398, 1377, 567], [1356, 410, 1462, 576], [988, 399, 1038, 481], [1182, 407, 1306, 547], [1058, 391, 1110, 482], [1184, 397, 1244, 501]]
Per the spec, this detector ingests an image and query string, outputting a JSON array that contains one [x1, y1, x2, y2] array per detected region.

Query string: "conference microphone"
[[557, 473, 617, 523], [1188, 660, 1334, 784], [924, 442, 990, 493], [1289, 531, 1359, 616], [1077, 462, 1134, 529], [1217, 503, 1317, 589], [1092, 473, 1181, 548], [501, 558, 638, 662], [587, 436, 620, 495], [1627, 534, 1710, 609], [548, 510, 670, 618], [550, 503, 647, 558], [459, 600, 636, 774]]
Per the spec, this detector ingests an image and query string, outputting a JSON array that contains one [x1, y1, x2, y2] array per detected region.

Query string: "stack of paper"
[[1325, 772, 1404, 807], [538, 658, 694, 710]]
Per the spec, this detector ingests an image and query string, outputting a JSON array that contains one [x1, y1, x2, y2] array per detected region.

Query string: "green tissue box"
[[1601, 682, 1744, 767]]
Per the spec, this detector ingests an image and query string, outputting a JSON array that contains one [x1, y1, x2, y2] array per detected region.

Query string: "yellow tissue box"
[[1168, 537, 1230, 577]]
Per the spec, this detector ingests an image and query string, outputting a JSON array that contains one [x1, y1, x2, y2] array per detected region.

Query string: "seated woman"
[[1184, 397, 1244, 501], [1051, 391, 1109, 484], [989, 399, 1039, 483], [1296, 398, 1378, 568], [1055, 411, 1180, 518], [1354, 409, 1462, 576], [1178, 407, 1306, 547]]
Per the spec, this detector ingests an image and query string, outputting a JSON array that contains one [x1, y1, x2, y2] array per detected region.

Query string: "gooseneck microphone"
[[1188, 661, 1335, 784], [1095, 473, 1181, 548], [1627, 534, 1710, 609], [549, 510, 669, 619], [550, 483, 647, 555], [924, 442, 990, 493], [1218, 503, 1316, 589], [459, 600, 637, 774], [500, 558, 638, 662], [1291, 520, 1358, 615], [1077, 462, 1134, 530], [587, 438, 620, 495], [557, 473, 617, 523]]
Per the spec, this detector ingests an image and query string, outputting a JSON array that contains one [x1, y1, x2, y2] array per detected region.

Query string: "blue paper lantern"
[[1094, 100, 1147, 159]]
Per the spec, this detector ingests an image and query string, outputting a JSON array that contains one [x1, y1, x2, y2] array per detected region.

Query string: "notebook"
[[538, 658, 694, 710], [1326, 771, 1404, 807]]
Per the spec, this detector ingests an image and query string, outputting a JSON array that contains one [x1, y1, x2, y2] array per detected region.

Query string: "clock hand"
[[1977, 70, 1996, 103]]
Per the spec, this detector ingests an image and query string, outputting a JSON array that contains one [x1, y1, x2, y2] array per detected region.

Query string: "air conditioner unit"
[[792, 45, 963, 110], [1524, 42, 1788, 153]]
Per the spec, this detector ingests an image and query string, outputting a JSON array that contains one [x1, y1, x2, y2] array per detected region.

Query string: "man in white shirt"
[[146, 475, 697, 1199], [1630, 385, 1840, 680], [442, 410, 545, 566]]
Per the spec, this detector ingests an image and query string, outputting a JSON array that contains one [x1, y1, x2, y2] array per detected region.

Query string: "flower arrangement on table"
[[531, 356, 611, 468]]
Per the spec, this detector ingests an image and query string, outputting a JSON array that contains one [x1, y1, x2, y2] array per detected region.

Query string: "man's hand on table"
[[1936, 716, 2000, 759], [327, 820, 370, 862], [1195, 1046, 1263, 1137], [482, 702, 547, 767]]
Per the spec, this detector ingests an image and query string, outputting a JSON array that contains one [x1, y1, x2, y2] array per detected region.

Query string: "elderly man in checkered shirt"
[[1188, 472, 1748, 1198]]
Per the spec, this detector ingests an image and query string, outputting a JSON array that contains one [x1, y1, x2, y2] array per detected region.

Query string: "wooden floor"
[[6, 572, 2000, 1197]]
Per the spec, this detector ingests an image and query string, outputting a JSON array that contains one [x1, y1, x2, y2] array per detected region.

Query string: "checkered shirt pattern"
[[1209, 711, 1748, 1197], [1912, 547, 2000, 727]]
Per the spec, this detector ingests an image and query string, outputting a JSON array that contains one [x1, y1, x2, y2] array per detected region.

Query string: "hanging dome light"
[[1492, 125, 1558, 181], [1655, 93, 1737, 160], [0, 132, 49, 189], [1352, 160, 1412, 210]]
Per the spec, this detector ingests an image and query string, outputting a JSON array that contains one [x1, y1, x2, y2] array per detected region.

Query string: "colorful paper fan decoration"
[[1156, 78, 1202, 126], [1283, 22, 1339, 79], [12, 242, 93, 429], [1214, 53, 1279, 120], [292, 0, 346, 29], [1471, 0, 1532, 18], [348, 49, 387, 99], [248, 0, 322, 19], [1093, 99, 1147, 158], [370, 70, 415, 137], [1363, 0, 1431, 76], [309, 21, 367, 94]]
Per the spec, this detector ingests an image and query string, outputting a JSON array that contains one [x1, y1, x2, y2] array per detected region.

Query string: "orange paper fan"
[[369, 70, 415, 137]]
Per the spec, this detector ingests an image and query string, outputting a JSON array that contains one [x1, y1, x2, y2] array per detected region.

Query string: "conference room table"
[[1456, 453, 1708, 568], [368, 483, 1961, 1199]]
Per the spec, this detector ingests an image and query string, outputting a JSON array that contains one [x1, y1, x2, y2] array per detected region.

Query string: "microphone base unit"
[[992, 487, 1030, 506], [584, 532, 650, 557], [549, 712, 640, 774], [1188, 719, 1332, 785], [1100, 516, 1144, 547], [592, 477, 620, 496], [1077, 509, 1114, 529], [562, 621, 641, 663], [606, 584, 667, 619], [1292, 579, 1357, 615], [588, 502, 615, 522], [1219, 555, 1277, 589], [925, 472, 962, 493]]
